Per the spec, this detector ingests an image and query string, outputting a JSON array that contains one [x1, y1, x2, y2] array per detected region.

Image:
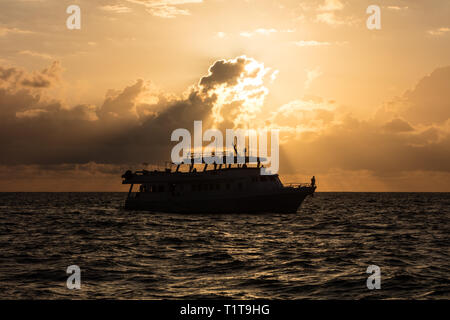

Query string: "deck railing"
[[284, 183, 313, 188]]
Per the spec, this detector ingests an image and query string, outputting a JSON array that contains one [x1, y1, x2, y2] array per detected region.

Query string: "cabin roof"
[[122, 166, 274, 184], [178, 155, 267, 164]]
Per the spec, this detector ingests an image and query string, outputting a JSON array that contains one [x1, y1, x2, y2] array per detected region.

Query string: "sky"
[[0, 0, 449, 191]]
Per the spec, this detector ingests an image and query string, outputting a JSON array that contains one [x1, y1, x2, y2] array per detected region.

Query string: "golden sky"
[[0, 0, 449, 191]]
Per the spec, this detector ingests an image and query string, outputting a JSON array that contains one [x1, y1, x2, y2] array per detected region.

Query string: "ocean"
[[0, 192, 448, 299]]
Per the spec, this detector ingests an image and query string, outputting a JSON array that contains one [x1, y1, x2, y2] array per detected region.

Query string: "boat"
[[121, 152, 316, 214]]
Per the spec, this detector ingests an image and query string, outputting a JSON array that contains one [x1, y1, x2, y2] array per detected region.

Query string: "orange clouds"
[[0, 57, 449, 191]]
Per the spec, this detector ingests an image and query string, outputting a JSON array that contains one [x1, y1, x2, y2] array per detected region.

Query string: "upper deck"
[[122, 151, 272, 184], [122, 166, 270, 184]]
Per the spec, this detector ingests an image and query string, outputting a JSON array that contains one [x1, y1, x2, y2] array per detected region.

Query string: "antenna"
[[233, 137, 238, 156]]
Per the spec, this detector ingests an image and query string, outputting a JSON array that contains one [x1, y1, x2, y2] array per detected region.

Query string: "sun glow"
[[201, 56, 274, 128]]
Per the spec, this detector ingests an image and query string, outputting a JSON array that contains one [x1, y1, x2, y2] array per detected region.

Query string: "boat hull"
[[124, 188, 314, 214]]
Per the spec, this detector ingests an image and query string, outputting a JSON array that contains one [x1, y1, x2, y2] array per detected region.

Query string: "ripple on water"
[[0, 192, 448, 299]]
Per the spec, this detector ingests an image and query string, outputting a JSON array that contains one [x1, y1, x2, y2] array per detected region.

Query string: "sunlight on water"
[[0, 192, 448, 299]]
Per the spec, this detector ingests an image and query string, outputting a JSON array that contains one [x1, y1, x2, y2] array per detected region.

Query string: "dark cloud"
[[271, 67, 450, 180], [22, 61, 61, 88], [199, 57, 249, 91], [97, 79, 145, 120], [382, 118, 414, 133], [280, 112, 450, 178], [1, 59, 449, 191], [0, 87, 40, 118], [0, 57, 252, 166], [0, 66, 20, 81], [0, 163, 130, 192], [20, 76, 51, 88], [402, 66, 450, 125], [0, 61, 61, 89]]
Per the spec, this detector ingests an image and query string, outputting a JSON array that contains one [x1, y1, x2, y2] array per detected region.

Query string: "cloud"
[[199, 57, 249, 90], [293, 40, 331, 47], [315, 12, 353, 26], [147, 5, 189, 18], [239, 28, 277, 37], [0, 163, 130, 192], [269, 97, 337, 137], [385, 6, 408, 11], [304, 67, 323, 89], [0, 26, 34, 37], [97, 79, 147, 120], [19, 50, 54, 60], [277, 112, 450, 179], [314, 0, 356, 27], [382, 118, 414, 133], [239, 32, 252, 38], [21, 61, 62, 88], [1, 58, 450, 191], [0, 56, 268, 167], [126, 0, 202, 18], [0, 61, 61, 90], [375, 66, 450, 126], [238, 28, 293, 38], [318, 0, 344, 12], [199, 56, 272, 127], [255, 28, 277, 35], [400, 66, 450, 125], [100, 5, 132, 13], [270, 67, 450, 181], [428, 27, 450, 36]]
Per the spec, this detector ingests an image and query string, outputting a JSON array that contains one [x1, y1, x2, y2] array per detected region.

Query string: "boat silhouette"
[[122, 150, 316, 213]]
